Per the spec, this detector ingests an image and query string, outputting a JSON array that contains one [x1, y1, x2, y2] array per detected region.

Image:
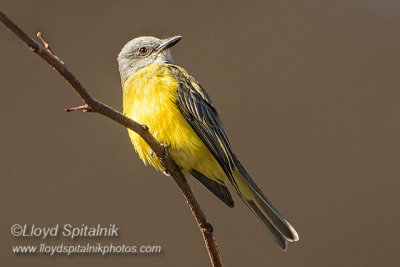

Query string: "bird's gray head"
[[117, 35, 182, 83]]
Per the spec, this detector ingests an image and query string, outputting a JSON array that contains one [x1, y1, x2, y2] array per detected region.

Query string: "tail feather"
[[246, 200, 288, 250], [233, 158, 299, 247]]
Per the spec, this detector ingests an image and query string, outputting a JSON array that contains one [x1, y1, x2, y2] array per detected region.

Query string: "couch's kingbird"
[[118, 36, 299, 250]]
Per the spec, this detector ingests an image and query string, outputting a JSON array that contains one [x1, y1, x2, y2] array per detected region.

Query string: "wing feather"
[[169, 65, 236, 181]]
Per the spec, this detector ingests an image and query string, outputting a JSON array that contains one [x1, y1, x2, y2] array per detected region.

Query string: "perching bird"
[[118, 36, 299, 250]]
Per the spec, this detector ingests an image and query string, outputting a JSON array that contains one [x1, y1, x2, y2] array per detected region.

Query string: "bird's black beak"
[[156, 36, 182, 52]]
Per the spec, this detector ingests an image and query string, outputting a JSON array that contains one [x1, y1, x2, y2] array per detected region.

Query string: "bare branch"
[[0, 10, 222, 267]]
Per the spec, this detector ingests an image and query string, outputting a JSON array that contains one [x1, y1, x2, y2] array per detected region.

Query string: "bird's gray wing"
[[167, 65, 296, 249], [168, 65, 237, 184]]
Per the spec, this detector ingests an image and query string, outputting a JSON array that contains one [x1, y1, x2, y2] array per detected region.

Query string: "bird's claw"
[[151, 143, 168, 160], [156, 143, 171, 175], [160, 143, 169, 160]]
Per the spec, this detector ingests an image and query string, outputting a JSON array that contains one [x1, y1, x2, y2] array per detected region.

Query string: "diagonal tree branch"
[[0, 10, 222, 267]]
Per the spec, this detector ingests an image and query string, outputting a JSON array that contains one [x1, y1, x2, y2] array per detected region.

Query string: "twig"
[[65, 104, 91, 112], [0, 10, 222, 267], [37, 32, 59, 60]]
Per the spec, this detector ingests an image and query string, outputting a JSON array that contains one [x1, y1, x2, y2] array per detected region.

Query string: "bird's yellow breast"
[[122, 63, 222, 179]]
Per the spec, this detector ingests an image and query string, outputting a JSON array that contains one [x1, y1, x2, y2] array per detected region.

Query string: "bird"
[[118, 35, 299, 250]]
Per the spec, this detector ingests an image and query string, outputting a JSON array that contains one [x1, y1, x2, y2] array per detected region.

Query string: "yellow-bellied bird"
[[118, 36, 299, 250]]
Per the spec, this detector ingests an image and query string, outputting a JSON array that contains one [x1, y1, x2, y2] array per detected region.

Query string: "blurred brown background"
[[1, 0, 399, 266]]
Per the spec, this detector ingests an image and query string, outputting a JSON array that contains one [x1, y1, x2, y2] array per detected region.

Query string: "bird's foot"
[[159, 143, 171, 176], [162, 165, 183, 176], [159, 144, 184, 175], [160, 143, 169, 160], [150, 143, 168, 160], [162, 164, 183, 176]]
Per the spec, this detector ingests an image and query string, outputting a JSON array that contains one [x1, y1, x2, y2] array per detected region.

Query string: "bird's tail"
[[232, 158, 299, 250]]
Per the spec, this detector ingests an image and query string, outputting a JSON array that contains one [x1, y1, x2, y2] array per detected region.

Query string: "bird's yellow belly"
[[122, 63, 225, 182]]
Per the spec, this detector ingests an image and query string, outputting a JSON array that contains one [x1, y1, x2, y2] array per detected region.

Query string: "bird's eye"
[[139, 47, 148, 55]]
